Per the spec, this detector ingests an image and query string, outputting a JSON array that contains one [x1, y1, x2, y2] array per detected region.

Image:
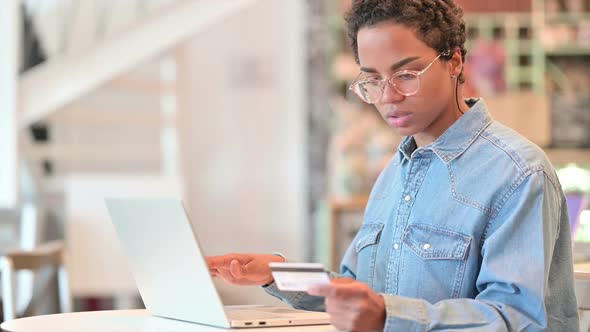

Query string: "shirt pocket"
[[401, 223, 471, 301], [354, 223, 384, 286]]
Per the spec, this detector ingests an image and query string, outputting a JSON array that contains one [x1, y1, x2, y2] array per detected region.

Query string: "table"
[[0, 310, 340, 332], [575, 262, 590, 280]]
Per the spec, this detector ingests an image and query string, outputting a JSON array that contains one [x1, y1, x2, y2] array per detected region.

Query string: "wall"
[[180, 0, 306, 305]]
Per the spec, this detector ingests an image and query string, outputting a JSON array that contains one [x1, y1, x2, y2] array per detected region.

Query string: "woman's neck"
[[414, 94, 468, 148]]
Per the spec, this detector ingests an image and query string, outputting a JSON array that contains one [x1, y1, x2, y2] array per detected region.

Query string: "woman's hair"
[[345, 0, 467, 83]]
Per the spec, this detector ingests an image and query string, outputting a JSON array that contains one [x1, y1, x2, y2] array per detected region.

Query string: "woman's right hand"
[[206, 253, 285, 286]]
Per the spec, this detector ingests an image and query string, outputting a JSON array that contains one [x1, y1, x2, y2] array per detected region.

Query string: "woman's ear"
[[449, 49, 463, 78]]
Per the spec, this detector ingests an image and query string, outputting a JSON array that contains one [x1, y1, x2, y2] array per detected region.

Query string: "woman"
[[207, 1, 579, 330]]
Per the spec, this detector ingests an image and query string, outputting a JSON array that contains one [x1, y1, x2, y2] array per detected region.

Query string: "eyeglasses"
[[349, 50, 451, 104]]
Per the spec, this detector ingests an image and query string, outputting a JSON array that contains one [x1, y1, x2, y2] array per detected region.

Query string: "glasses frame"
[[349, 50, 451, 104]]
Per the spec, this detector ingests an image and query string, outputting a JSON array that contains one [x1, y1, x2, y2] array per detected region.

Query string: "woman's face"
[[356, 22, 462, 145]]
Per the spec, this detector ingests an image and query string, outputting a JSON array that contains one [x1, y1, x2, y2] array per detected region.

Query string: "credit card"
[[268, 262, 330, 292]]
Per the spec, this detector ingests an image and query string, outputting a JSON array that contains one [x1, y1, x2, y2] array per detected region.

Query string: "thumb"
[[331, 277, 355, 284], [307, 284, 332, 297], [230, 259, 244, 278]]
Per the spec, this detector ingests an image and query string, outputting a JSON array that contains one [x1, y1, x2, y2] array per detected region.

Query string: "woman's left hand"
[[308, 278, 386, 332]]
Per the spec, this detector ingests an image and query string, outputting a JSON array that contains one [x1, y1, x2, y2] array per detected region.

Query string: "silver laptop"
[[105, 198, 330, 329]]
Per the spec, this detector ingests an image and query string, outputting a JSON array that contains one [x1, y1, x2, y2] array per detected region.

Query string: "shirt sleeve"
[[262, 269, 352, 312], [380, 171, 579, 331]]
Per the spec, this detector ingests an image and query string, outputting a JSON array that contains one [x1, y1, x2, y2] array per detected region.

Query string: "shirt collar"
[[398, 98, 493, 163]]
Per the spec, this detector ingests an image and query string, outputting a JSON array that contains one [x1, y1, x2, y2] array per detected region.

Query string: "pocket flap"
[[402, 224, 471, 260], [355, 223, 384, 252]]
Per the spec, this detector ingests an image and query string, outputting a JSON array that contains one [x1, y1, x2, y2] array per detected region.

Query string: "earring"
[[451, 74, 457, 79]]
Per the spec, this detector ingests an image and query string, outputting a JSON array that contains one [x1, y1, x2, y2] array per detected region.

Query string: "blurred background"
[[1, 0, 590, 325]]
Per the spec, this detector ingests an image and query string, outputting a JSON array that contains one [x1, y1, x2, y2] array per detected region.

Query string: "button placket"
[[386, 154, 431, 294]]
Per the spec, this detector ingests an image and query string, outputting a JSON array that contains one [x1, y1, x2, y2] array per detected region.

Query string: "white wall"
[[180, 0, 306, 304]]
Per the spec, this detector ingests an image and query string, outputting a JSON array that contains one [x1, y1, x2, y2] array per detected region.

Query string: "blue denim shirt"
[[264, 99, 579, 331]]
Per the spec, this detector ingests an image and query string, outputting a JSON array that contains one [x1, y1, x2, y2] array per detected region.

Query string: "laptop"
[[105, 198, 331, 329]]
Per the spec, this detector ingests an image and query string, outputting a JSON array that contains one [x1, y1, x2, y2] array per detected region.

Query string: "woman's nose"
[[379, 80, 405, 104]]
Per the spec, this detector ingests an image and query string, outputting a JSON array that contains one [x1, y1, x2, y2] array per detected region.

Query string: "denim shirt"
[[264, 99, 579, 331]]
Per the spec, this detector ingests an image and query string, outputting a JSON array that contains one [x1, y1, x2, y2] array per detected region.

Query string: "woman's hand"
[[206, 253, 285, 286], [308, 278, 386, 332]]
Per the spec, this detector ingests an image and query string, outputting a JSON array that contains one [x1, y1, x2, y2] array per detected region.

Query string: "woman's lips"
[[387, 112, 412, 127]]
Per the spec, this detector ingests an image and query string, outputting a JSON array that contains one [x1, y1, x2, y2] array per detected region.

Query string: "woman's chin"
[[391, 126, 417, 137]]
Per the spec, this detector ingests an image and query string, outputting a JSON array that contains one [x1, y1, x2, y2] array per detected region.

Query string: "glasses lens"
[[352, 80, 382, 104], [391, 72, 420, 95]]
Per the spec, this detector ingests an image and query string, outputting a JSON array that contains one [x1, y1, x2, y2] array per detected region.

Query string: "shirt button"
[[394, 243, 400, 250], [423, 243, 431, 250], [404, 195, 412, 202]]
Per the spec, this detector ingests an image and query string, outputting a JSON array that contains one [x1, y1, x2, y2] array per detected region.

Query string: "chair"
[[0, 240, 72, 321]]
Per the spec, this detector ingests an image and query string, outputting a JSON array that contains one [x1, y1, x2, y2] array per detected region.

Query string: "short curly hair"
[[345, 0, 467, 83]]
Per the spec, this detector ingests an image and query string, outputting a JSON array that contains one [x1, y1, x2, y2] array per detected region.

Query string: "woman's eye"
[[396, 73, 416, 81], [363, 77, 382, 85]]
